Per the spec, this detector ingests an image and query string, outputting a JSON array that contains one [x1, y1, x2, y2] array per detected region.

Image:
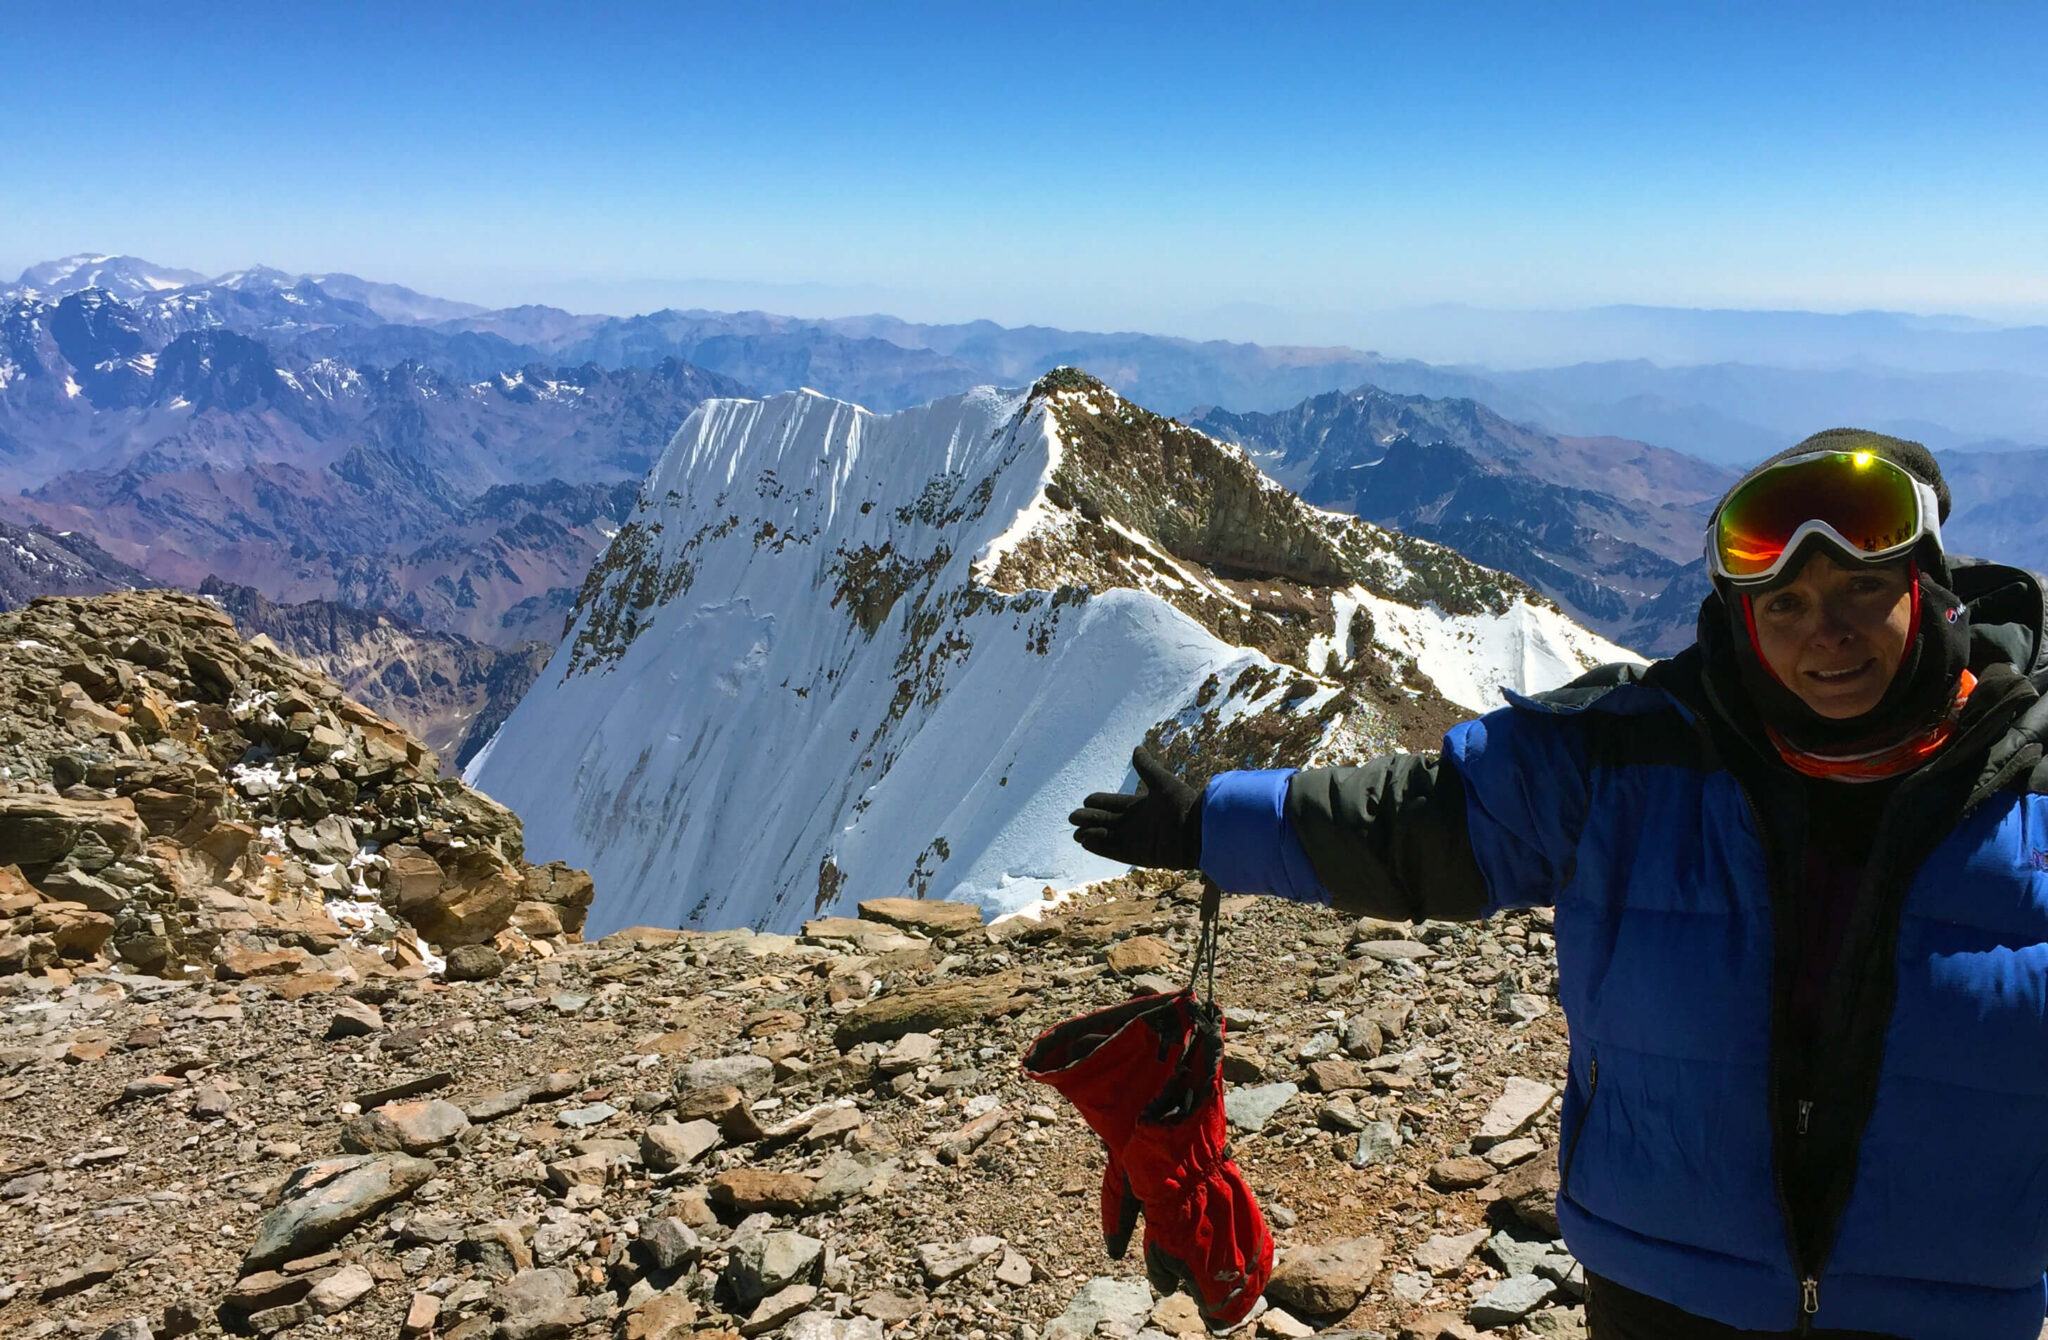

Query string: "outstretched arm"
[[1070, 707, 1591, 922]]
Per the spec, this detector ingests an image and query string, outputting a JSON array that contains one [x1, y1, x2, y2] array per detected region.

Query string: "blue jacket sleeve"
[[1198, 769, 1333, 905], [1440, 703, 1592, 912]]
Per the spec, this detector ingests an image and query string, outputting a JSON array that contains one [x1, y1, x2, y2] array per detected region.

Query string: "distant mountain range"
[[16, 254, 2048, 463], [1193, 388, 1733, 653], [6, 250, 2046, 718]]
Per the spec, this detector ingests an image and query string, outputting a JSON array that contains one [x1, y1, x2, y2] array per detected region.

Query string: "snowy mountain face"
[[468, 370, 1635, 938]]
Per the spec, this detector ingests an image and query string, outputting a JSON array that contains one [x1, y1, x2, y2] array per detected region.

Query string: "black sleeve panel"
[[1283, 755, 1491, 923]]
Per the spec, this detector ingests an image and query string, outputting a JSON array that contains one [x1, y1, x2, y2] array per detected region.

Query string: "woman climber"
[[1068, 429, 2048, 1340]]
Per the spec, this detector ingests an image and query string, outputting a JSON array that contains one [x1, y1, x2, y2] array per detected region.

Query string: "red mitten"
[[1119, 1004, 1276, 1328]]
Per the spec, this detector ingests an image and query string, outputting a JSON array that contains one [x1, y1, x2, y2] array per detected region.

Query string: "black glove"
[[1068, 746, 1204, 869]]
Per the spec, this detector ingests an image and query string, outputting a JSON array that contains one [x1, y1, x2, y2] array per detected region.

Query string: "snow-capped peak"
[[468, 370, 1636, 939]]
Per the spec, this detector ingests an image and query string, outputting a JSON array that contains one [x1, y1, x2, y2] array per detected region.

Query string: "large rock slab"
[[244, 1154, 435, 1270], [1265, 1236, 1384, 1318], [832, 970, 1034, 1048], [341, 1099, 470, 1155], [856, 897, 984, 934], [1472, 1077, 1556, 1150]]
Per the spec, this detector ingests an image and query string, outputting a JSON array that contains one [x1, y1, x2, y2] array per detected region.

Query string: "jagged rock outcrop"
[[197, 577, 551, 767], [0, 590, 590, 983]]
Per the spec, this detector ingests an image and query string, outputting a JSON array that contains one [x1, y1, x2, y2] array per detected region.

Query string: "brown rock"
[[856, 896, 984, 935], [1498, 1153, 1562, 1237], [342, 1100, 471, 1155], [674, 1084, 765, 1141], [597, 925, 681, 951], [1428, 1157, 1496, 1191], [0, 794, 142, 874], [1399, 1316, 1482, 1340], [215, 946, 312, 980], [33, 903, 116, 957], [1264, 1236, 1385, 1318], [1055, 899, 1164, 946], [709, 1168, 818, 1215], [401, 1292, 440, 1339], [522, 862, 594, 934], [508, 901, 565, 938], [39, 1251, 122, 1301], [1104, 935, 1174, 974], [622, 1294, 698, 1340], [1307, 1058, 1370, 1093], [831, 970, 1034, 1047]]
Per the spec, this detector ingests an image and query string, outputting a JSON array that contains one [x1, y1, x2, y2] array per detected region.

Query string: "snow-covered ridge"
[[469, 373, 1637, 936]]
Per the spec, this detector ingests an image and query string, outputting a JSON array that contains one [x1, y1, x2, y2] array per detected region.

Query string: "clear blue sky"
[[7, 1, 2047, 335]]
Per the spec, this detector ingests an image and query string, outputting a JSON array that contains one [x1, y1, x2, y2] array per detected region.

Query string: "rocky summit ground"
[[0, 872, 1584, 1340], [0, 589, 1584, 1340]]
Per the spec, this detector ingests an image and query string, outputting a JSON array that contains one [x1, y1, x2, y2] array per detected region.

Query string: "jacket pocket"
[[1558, 1052, 1600, 1202]]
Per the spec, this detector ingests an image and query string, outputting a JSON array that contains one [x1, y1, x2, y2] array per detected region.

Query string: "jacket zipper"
[[1558, 1055, 1599, 1196], [1720, 758, 1820, 1328]]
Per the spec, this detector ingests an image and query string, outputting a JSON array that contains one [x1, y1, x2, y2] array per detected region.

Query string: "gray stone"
[[1487, 1230, 1555, 1279], [1472, 1077, 1556, 1150], [1318, 1097, 1369, 1133], [556, 1102, 618, 1129], [1045, 1277, 1155, 1340], [725, 1229, 825, 1308], [917, 1234, 1004, 1283], [1352, 1120, 1402, 1167], [1341, 1013, 1383, 1058], [741, 1284, 819, 1337], [463, 1086, 532, 1122], [785, 1315, 886, 1340], [244, 1154, 435, 1270], [641, 1118, 723, 1171], [531, 1217, 589, 1265], [1224, 1082, 1297, 1133], [496, 1267, 583, 1340], [1468, 1274, 1556, 1327], [877, 1032, 939, 1075], [641, 1217, 701, 1272], [443, 943, 505, 981], [1412, 1226, 1489, 1275], [94, 1320, 152, 1340], [682, 1054, 776, 1100]]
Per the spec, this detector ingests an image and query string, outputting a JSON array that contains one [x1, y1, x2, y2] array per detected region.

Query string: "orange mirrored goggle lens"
[[1714, 452, 1924, 580]]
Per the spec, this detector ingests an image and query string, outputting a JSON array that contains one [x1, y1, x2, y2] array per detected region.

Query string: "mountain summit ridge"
[[469, 371, 1631, 937]]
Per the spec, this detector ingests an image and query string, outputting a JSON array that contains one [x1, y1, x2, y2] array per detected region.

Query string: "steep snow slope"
[[469, 372, 1635, 935]]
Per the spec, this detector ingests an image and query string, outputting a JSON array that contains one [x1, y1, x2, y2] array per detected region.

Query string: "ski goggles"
[[1708, 449, 1943, 588]]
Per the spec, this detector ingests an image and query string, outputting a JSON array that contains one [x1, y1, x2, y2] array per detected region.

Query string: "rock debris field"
[[0, 875, 1583, 1340], [0, 591, 1585, 1340]]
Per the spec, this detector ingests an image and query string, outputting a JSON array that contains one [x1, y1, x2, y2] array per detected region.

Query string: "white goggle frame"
[[1706, 453, 1943, 589]]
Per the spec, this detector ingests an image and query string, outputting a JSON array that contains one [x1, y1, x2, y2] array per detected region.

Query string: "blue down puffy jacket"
[[1196, 568, 2048, 1339]]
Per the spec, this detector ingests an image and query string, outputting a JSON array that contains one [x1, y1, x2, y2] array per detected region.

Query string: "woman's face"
[[1750, 553, 1917, 719]]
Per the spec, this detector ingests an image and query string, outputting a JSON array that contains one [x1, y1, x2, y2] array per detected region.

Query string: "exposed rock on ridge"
[[0, 590, 591, 984]]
